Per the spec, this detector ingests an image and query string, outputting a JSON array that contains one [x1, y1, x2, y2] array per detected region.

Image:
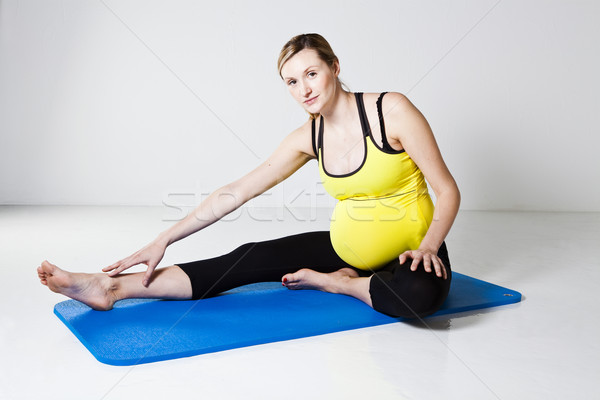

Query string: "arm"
[[382, 92, 461, 279], [158, 124, 315, 246], [103, 122, 316, 285]]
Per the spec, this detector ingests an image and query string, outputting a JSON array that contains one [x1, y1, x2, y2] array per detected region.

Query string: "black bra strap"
[[311, 118, 318, 156], [355, 92, 371, 137], [317, 115, 324, 154], [376, 92, 394, 152]]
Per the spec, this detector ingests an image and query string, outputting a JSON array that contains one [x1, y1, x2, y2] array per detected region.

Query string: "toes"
[[37, 265, 49, 284], [283, 273, 302, 287], [284, 269, 308, 283], [41, 261, 63, 278], [282, 270, 308, 289], [294, 268, 312, 278], [41, 260, 56, 273]]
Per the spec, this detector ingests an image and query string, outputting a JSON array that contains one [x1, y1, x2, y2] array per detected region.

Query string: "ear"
[[332, 60, 340, 77]]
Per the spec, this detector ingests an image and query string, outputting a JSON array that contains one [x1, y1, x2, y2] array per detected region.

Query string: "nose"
[[299, 81, 312, 97]]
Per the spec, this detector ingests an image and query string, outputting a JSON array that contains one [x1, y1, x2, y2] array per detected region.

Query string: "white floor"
[[1, 206, 599, 400]]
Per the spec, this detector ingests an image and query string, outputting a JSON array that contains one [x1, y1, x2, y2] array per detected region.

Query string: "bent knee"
[[376, 291, 441, 318], [369, 272, 448, 318]]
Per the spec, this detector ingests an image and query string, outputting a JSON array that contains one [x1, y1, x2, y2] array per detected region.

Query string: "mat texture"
[[54, 272, 521, 366]]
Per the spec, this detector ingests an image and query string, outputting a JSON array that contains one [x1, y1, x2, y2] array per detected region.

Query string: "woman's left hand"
[[399, 249, 448, 280]]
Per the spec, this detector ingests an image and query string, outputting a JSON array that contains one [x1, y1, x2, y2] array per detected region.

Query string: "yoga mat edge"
[[54, 272, 522, 366]]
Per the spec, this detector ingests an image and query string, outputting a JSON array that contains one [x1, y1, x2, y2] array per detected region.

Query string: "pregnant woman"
[[38, 33, 460, 318]]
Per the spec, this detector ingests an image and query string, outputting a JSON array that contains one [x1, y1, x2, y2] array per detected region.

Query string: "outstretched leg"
[[176, 231, 367, 300], [37, 260, 192, 311], [282, 268, 373, 308]]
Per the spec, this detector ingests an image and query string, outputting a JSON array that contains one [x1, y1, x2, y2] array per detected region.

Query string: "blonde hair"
[[277, 33, 343, 120]]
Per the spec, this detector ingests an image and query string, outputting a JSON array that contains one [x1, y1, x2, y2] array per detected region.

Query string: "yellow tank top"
[[314, 92, 434, 271]]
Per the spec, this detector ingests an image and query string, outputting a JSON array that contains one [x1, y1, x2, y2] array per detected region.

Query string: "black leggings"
[[176, 231, 452, 319]]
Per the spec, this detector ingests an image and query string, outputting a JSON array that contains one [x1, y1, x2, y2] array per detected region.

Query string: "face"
[[280, 49, 339, 114]]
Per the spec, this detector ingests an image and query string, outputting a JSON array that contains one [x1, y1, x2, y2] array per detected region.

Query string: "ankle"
[[328, 274, 352, 294], [101, 274, 121, 303]]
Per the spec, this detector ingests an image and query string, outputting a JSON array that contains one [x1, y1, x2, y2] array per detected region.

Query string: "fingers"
[[142, 264, 157, 288], [422, 256, 432, 274], [103, 242, 166, 288], [421, 255, 445, 279], [439, 259, 448, 280], [106, 261, 130, 276], [410, 257, 420, 272], [102, 263, 117, 273], [102, 260, 124, 273], [400, 250, 448, 280], [103, 257, 157, 287], [430, 257, 447, 280], [398, 252, 407, 265], [398, 251, 420, 272], [426, 256, 447, 280], [103, 255, 140, 276]]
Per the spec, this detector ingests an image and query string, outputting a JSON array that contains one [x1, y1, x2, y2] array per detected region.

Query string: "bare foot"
[[282, 267, 359, 294], [37, 260, 118, 311]]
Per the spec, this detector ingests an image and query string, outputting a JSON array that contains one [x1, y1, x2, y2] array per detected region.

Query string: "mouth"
[[304, 95, 319, 105]]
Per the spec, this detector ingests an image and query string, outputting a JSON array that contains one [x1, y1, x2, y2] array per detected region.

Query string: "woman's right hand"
[[102, 237, 168, 287]]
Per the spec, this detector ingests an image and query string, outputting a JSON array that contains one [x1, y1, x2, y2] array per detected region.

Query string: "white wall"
[[1, 0, 599, 211]]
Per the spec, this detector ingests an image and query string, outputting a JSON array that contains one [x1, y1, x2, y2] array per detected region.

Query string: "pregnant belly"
[[329, 195, 434, 270]]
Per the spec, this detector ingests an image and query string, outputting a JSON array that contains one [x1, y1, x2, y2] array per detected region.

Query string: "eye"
[[287, 79, 296, 86], [307, 71, 317, 78]]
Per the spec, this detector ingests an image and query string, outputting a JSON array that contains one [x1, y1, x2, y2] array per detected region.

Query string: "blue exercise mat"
[[54, 272, 521, 366]]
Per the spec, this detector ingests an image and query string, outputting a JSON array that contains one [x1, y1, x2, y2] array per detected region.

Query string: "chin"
[[304, 106, 321, 115], [304, 99, 322, 113]]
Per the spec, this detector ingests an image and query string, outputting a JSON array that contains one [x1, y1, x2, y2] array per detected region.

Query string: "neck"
[[318, 87, 355, 126]]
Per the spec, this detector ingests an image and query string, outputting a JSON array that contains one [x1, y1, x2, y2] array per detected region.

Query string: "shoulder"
[[375, 92, 429, 137], [361, 91, 418, 118], [281, 118, 317, 159], [376, 92, 416, 115]]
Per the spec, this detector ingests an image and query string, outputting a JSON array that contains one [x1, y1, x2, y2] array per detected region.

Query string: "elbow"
[[435, 179, 461, 208], [223, 179, 263, 207], [218, 182, 248, 210], [454, 183, 461, 208], [450, 181, 461, 209]]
